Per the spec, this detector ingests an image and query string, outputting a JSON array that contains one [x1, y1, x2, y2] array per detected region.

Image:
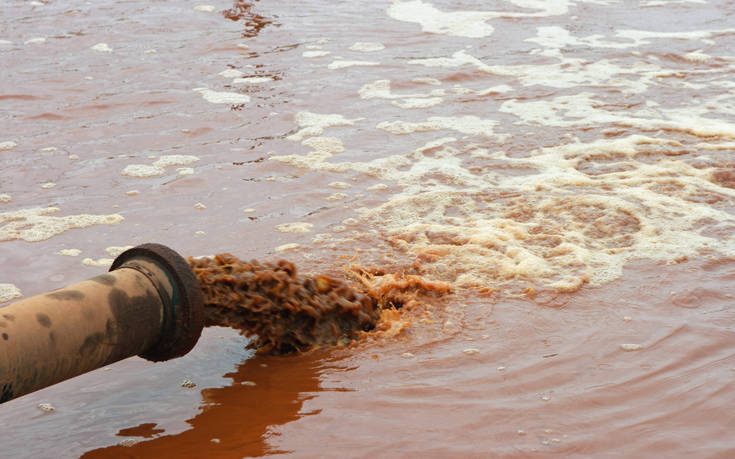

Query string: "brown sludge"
[[188, 254, 382, 354]]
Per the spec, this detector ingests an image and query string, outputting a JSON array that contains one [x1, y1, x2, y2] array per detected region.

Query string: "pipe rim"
[[110, 243, 204, 362]]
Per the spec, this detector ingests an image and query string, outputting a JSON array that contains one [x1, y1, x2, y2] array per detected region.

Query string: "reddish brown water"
[[2, 0, 735, 456]]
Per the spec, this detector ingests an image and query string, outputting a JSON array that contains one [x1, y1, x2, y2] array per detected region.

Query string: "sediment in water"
[[188, 254, 382, 354], [188, 254, 451, 354]]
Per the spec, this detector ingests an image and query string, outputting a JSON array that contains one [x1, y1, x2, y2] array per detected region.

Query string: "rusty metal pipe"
[[0, 243, 204, 403]]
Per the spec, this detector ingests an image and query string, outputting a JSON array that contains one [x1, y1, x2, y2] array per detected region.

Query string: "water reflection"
[[82, 353, 328, 457]]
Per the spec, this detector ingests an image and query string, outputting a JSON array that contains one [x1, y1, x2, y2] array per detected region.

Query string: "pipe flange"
[[110, 243, 204, 362]]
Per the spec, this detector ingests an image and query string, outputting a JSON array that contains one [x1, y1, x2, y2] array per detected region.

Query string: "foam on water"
[[275, 223, 314, 233], [90, 43, 113, 53], [387, 0, 571, 38], [193, 88, 250, 104], [287, 112, 360, 142], [0, 141, 17, 151], [0, 284, 22, 303], [328, 60, 380, 70], [349, 42, 385, 52], [0, 207, 123, 242], [273, 106, 735, 293]]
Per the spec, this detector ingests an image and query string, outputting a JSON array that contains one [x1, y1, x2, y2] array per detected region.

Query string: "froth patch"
[[0, 207, 123, 242], [0, 284, 22, 303], [218, 69, 244, 78], [82, 258, 114, 267], [152, 155, 200, 168], [194, 88, 250, 105], [377, 115, 503, 138], [287, 112, 360, 141], [275, 222, 314, 233], [387, 1, 495, 38], [123, 155, 199, 178], [275, 243, 301, 252], [393, 97, 443, 109], [328, 60, 380, 70], [0, 193, 11, 203], [0, 141, 17, 151], [91, 43, 113, 53], [303, 50, 331, 58], [501, 92, 735, 138], [349, 42, 385, 52], [105, 245, 133, 257], [359, 79, 445, 108], [58, 248, 82, 256], [274, 108, 735, 292], [122, 164, 165, 177], [194, 5, 216, 12], [233, 77, 273, 84]]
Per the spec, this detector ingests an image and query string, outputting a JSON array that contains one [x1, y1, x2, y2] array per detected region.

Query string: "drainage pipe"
[[0, 243, 204, 403]]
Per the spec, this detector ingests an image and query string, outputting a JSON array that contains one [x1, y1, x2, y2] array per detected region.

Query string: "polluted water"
[[189, 253, 449, 354], [1, 0, 735, 457]]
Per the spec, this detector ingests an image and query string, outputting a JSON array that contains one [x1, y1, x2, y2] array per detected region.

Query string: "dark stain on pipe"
[[46, 290, 85, 301], [2, 333, 8, 341], [2, 314, 14, 321], [91, 274, 117, 286], [36, 313, 52, 328]]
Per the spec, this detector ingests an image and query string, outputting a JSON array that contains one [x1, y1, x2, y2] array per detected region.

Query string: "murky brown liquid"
[[2, 0, 735, 456], [190, 254, 381, 353]]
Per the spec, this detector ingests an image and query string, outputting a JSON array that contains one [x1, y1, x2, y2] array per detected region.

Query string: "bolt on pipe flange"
[[110, 243, 204, 362]]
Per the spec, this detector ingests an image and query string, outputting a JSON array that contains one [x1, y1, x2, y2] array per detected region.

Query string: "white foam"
[[40, 182, 56, 189], [349, 42, 385, 52], [121, 164, 165, 177], [303, 50, 331, 58], [275, 222, 314, 233], [0, 40, 13, 47], [275, 243, 300, 252], [326, 193, 348, 202], [287, 112, 360, 141], [328, 60, 380, 70], [0, 194, 11, 203], [58, 248, 82, 257], [387, 1, 495, 38], [25, 37, 46, 45], [177, 167, 194, 176], [194, 5, 216, 12], [0, 141, 17, 151], [194, 88, 250, 104], [218, 69, 244, 78], [0, 207, 123, 242], [105, 246, 133, 257], [393, 97, 443, 109], [359, 80, 445, 108], [232, 76, 273, 84], [377, 115, 503, 138], [152, 154, 200, 168], [90, 43, 113, 53], [387, 0, 570, 38], [82, 258, 114, 267], [0, 284, 22, 303], [500, 92, 735, 138], [329, 181, 351, 189]]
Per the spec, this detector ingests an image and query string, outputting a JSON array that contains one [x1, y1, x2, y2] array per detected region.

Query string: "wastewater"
[[2, 0, 735, 456]]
